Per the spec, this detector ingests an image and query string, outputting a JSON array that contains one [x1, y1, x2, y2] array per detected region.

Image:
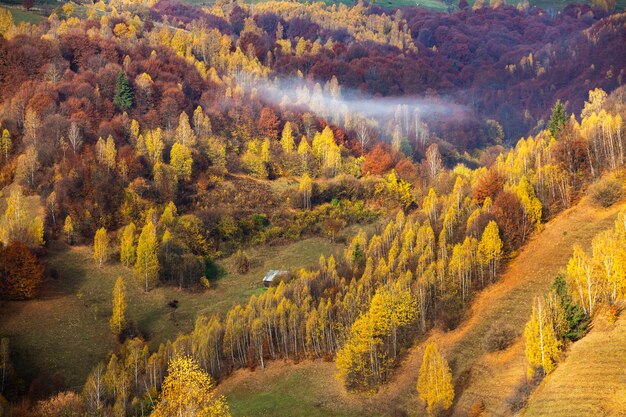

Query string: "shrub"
[[234, 249, 250, 274], [590, 177, 623, 207], [0, 242, 44, 300], [606, 304, 619, 325], [484, 325, 517, 352], [468, 399, 486, 417], [36, 391, 84, 417]]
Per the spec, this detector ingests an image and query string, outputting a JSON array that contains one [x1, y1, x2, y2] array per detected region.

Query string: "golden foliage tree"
[[15, 146, 39, 189], [104, 135, 117, 172], [566, 245, 599, 316], [63, 215, 74, 245], [312, 127, 341, 176], [170, 142, 193, 181], [299, 173, 312, 210], [516, 175, 542, 228], [0, 129, 11, 162], [280, 121, 295, 154], [93, 227, 109, 268], [241, 140, 268, 179], [134, 220, 159, 292], [0, 7, 13, 35], [143, 128, 164, 166], [297, 136, 311, 174], [176, 112, 197, 147], [524, 296, 561, 375], [478, 220, 502, 282], [417, 342, 454, 416], [336, 284, 416, 390], [110, 276, 127, 336], [151, 356, 231, 417], [120, 223, 136, 267]]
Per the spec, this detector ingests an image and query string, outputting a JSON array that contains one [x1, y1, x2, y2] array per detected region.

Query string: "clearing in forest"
[[0, 237, 342, 389]]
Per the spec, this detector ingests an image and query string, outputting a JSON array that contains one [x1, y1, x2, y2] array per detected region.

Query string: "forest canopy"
[[0, 0, 624, 416]]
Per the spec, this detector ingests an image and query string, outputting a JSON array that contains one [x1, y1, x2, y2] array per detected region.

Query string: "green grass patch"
[[224, 364, 368, 417], [6, 7, 43, 24], [0, 237, 343, 390], [205, 236, 344, 317]]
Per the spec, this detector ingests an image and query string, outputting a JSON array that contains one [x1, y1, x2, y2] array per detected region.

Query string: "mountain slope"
[[523, 312, 626, 417], [216, 194, 626, 417], [370, 193, 626, 416]]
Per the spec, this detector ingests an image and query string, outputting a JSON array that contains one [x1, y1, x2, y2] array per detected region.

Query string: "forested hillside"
[[0, 0, 624, 416]]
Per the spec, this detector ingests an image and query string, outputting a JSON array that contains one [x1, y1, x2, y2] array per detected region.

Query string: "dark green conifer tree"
[[548, 100, 567, 138], [114, 72, 134, 111]]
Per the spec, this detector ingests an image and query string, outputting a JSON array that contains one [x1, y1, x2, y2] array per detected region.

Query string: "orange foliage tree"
[[362, 144, 393, 175], [0, 241, 44, 300]]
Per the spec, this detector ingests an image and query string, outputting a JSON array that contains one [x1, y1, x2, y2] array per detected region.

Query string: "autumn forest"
[[0, 0, 625, 415]]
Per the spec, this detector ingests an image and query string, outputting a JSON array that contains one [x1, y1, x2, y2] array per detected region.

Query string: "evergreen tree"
[[113, 72, 134, 111], [548, 100, 567, 138], [550, 276, 589, 341]]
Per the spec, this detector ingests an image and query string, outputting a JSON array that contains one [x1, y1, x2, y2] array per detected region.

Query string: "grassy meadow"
[[223, 361, 369, 417], [0, 237, 343, 389]]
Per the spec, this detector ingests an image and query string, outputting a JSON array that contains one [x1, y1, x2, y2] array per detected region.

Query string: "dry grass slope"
[[218, 195, 626, 417], [322, 193, 626, 416], [523, 310, 626, 417], [436, 195, 626, 416]]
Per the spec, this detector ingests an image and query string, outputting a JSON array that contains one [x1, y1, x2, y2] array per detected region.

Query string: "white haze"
[[239, 75, 472, 141]]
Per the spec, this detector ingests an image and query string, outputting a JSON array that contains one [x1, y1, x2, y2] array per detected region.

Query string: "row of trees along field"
[[10, 90, 614, 417]]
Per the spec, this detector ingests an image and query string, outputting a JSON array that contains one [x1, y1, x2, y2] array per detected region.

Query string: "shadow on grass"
[[41, 241, 90, 299], [206, 260, 227, 282]]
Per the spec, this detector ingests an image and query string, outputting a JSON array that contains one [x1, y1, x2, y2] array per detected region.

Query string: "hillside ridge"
[[410, 195, 626, 416], [522, 309, 626, 416], [216, 195, 626, 416]]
